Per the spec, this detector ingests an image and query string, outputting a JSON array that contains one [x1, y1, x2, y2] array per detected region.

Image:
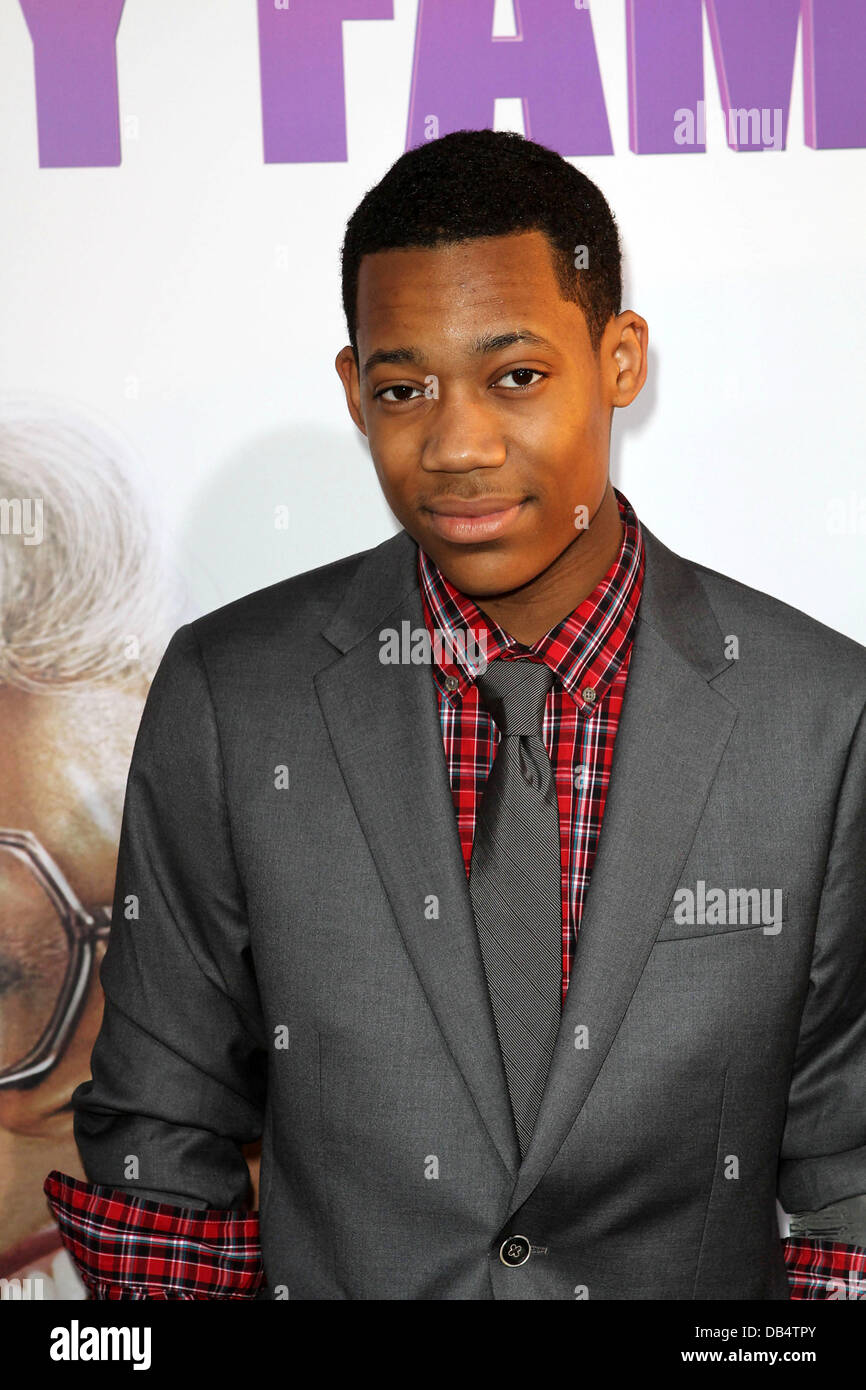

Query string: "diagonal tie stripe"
[[468, 658, 563, 1158]]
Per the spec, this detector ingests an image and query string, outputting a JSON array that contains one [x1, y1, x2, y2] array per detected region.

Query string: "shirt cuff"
[[783, 1236, 866, 1299], [43, 1170, 264, 1300]]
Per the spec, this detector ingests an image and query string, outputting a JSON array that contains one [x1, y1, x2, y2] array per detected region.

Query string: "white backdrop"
[[2, 0, 864, 639]]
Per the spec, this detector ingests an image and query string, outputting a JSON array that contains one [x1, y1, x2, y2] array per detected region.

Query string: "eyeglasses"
[[0, 829, 111, 1090]]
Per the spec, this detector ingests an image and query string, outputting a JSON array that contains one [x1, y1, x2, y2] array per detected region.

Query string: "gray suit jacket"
[[71, 521, 866, 1299]]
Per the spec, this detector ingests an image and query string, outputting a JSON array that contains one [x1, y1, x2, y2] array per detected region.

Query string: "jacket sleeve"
[[777, 696, 866, 1281], [70, 622, 268, 1218]]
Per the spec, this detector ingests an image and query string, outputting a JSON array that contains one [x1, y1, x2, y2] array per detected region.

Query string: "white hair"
[[0, 394, 178, 693]]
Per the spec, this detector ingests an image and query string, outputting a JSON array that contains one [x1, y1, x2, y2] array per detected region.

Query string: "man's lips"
[[425, 495, 527, 517], [423, 497, 529, 542]]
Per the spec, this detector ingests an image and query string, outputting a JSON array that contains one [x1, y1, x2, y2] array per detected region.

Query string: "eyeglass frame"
[[0, 828, 111, 1090]]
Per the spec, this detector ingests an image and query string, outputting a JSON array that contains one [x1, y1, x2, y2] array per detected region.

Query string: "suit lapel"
[[315, 522, 739, 1204], [505, 526, 739, 1218], [315, 529, 521, 1177]]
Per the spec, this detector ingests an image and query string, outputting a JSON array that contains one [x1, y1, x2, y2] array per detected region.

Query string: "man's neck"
[[471, 482, 624, 647]]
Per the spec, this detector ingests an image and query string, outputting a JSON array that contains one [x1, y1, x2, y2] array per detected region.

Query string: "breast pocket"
[[655, 915, 787, 943]]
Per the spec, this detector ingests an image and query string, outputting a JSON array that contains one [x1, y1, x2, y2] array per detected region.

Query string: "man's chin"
[[427, 547, 539, 601]]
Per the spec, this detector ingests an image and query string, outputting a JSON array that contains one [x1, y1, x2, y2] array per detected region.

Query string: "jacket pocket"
[[656, 916, 787, 943]]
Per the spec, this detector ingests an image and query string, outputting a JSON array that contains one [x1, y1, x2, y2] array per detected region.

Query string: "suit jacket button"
[[499, 1235, 532, 1267]]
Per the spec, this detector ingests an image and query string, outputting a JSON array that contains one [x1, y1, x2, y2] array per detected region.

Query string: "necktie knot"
[[474, 657, 555, 738]]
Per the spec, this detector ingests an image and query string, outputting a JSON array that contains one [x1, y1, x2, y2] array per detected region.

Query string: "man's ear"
[[604, 311, 649, 409], [334, 346, 368, 437]]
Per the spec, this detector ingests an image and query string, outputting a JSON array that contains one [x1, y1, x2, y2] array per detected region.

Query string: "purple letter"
[[803, 0, 866, 148], [406, 0, 612, 157], [257, 0, 393, 164], [626, 0, 704, 153], [20, 0, 126, 168], [705, 0, 800, 151], [627, 0, 865, 154]]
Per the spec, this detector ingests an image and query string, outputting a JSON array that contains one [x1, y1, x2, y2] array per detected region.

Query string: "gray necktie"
[[468, 657, 562, 1158]]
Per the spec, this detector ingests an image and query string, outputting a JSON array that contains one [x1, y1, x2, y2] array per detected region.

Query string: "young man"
[[46, 130, 866, 1300]]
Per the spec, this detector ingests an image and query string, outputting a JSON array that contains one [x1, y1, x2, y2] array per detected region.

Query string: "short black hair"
[[340, 129, 622, 359]]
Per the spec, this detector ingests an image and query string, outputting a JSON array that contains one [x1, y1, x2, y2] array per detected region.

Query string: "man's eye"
[[496, 368, 545, 389], [375, 384, 424, 402]]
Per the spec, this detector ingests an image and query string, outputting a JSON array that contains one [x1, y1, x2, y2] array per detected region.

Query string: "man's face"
[[336, 229, 645, 601]]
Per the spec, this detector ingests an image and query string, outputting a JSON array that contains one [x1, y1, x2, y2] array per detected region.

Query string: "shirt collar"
[[417, 486, 645, 713]]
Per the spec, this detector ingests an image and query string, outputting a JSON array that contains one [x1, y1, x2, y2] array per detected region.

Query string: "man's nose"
[[420, 394, 507, 473]]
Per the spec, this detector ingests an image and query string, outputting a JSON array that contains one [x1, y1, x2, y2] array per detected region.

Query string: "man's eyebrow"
[[362, 346, 426, 377], [471, 329, 554, 354], [362, 330, 553, 378]]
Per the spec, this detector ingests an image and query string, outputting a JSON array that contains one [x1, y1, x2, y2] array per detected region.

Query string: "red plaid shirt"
[[44, 489, 865, 1299], [418, 485, 643, 1008]]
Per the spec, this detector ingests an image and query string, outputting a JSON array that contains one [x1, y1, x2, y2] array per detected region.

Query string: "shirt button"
[[499, 1235, 532, 1267], [444, 674, 459, 692], [581, 686, 597, 705]]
